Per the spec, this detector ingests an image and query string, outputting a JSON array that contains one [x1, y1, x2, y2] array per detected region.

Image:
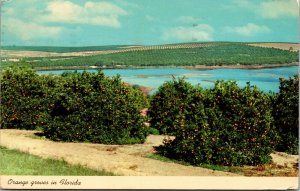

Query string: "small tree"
[[154, 80, 279, 166], [273, 75, 299, 154], [1, 67, 55, 130], [43, 71, 149, 144], [149, 78, 195, 134]]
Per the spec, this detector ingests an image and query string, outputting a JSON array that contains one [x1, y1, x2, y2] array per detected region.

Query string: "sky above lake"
[[1, 0, 299, 46]]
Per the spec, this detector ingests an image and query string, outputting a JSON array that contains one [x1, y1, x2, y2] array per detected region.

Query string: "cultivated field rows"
[[1, 43, 214, 59]]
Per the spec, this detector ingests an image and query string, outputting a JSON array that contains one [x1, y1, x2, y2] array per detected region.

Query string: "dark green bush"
[[148, 127, 160, 135], [43, 71, 149, 144], [1, 68, 149, 145], [273, 75, 299, 154], [153, 79, 279, 166], [1, 67, 55, 129], [149, 78, 196, 134]]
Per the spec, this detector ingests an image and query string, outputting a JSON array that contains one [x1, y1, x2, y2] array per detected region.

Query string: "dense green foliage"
[[273, 75, 299, 154], [149, 78, 196, 134], [9, 43, 297, 68], [1, 66, 297, 167], [0, 146, 114, 175], [43, 71, 149, 144], [1, 67, 55, 129], [150, 79, 279, 166], [1, 68, 149, 144]]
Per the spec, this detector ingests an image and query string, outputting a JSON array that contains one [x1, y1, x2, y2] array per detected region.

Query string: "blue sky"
[[1, 0, 299, 46]]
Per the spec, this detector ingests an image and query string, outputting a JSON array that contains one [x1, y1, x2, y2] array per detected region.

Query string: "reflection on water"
[[38, 66, 298, 93], [135, 73, 213, 78]]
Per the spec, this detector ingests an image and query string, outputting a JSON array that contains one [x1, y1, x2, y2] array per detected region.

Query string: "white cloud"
[[42, 1, 81, 22], [225, 23, 271, 36], [259, 0, 298, 19], [84, 1, 127, 16], [177, 16, 202, 23], [235, 0, 298, 19], [5, 18, 63, 41], [162, 24, 214, 41], [41, 1, 128, 28]]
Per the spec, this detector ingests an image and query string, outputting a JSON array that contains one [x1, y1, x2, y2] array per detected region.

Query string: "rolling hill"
[[1, 42, 298, 69]]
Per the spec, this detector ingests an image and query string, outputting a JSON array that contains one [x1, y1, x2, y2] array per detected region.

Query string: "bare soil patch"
[[231, 152, 298, 177], [247, 43, 299, 52], [0, 129, 237, 176], [0, 50, 109, 58], [0, 129, 298, 176]]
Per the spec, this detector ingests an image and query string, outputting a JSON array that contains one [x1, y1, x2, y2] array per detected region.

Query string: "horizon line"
[[1, 41, 299, 48]]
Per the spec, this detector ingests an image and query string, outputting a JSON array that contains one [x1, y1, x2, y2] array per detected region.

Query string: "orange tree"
[[1, 68, 149, 145], [151, 79, 279, 166], [273, 75, 299, 154], [43, 71, 149, 144], [148, 78, 196, 135], [1, 67, 55, 129]]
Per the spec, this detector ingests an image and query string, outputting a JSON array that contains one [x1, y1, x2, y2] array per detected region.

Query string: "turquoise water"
[[37, 66, 299, 93]]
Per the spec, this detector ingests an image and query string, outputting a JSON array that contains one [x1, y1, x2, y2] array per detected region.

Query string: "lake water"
[[38, 66, 299, 93]]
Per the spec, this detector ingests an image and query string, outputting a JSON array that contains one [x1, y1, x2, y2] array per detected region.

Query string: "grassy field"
[[0, 146, 115, 176]]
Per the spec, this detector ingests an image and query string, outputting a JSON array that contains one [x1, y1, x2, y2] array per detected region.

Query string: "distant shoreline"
[[34, 62, 298, 71], [185, 62, 299, 70]]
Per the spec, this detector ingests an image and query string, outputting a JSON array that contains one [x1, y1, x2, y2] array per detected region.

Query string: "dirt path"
[[0, 129, 240, 176], [1, 129, 298, 176]]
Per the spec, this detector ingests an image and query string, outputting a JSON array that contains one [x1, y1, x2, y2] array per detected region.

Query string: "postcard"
[[0, 0, 298, 189]]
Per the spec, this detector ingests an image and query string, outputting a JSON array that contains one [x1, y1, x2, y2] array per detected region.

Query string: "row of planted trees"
[[1, 67, 298, 166], [149, 77, 298, 166], [18, 43, 298, 68], [1, 68, 149, 144]]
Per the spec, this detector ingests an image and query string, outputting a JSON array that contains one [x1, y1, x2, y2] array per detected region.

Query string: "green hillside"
[[2, 42, 298, 69]]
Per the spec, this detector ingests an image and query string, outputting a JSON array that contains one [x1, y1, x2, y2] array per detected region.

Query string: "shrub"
[[154, 80, 279, 166], [273, 75, 299, 154], [43, 71, 149, 144], [0, 67, 55, 130], [148, 127, 160, 135], [148, 78, 195, 134]]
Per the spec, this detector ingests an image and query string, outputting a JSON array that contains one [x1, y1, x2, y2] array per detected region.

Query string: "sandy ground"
[[0, 129, 298, 176], [0, 129, 238, 176], [247, 43, 299, 52], [1, 50, 112, 58], [270, 152, 298, 168]]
